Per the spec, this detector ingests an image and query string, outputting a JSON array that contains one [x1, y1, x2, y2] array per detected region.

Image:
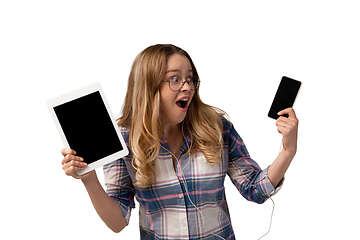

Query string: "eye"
[[186, 76, 194, 82], [169, 76, 180, 83]]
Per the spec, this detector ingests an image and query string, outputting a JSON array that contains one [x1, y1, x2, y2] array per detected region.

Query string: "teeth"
[[176, 98, 189, 108]]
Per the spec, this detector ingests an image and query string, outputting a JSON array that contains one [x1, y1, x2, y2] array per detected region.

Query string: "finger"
[[276, 120, 291, 131], [277, 125, 285, 134], [63, 159, 87, 170], [276, 114, 292, 125], [62, 154, 83, 165], [277, 116, 298, 130], [63, 161, 87, 176], [61, 148, 76, 157], [278, 107, 297, 120], [66, 165, 84, 176], [277, 116, 293, 126], [64, 165, 82, 177], [277, 124, 291, 134]]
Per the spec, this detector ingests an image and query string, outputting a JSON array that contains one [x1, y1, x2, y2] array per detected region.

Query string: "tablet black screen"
[[54, 91, 123, 164]]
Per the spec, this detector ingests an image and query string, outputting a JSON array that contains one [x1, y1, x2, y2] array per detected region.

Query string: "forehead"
[[166, 54, 192, 72]]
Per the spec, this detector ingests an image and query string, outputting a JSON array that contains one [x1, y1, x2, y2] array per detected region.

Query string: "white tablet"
[[47, 82, 129, 175]]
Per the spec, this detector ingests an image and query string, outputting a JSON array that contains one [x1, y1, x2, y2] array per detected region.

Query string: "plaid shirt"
[[104, 119, 283, 240]]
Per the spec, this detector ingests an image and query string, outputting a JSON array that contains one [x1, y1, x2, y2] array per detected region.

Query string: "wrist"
[[81, 171, 98, 186]]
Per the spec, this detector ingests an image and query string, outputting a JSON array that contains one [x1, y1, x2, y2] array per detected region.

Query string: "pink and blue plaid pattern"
[[104, 119, 282, 239]]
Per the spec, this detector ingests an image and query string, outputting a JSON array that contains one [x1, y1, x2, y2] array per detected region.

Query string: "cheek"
[[160, 98, 168, 111], [160, 97, 174, 112], [159, 92, 174, 111], [159, 85, 177, 107], [188, 92, 196, 105]]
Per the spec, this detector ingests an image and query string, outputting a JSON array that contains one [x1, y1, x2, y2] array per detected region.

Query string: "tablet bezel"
[[47, 82, 128, 175]]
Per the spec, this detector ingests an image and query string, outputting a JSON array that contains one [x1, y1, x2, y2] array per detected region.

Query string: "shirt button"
[[178, 194, 183, 199], [182, 219, 187, 227]]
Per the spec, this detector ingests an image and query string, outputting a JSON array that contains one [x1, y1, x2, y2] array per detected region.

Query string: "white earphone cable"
[[257, 140, 283, 240], [159, 125, 226, 240]]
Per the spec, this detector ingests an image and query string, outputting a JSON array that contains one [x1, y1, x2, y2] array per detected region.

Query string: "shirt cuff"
[[119, 203, 132, 225], [107, 189, 133, 225], [258, 166, 284, 198], [109, 196, 132, 225]]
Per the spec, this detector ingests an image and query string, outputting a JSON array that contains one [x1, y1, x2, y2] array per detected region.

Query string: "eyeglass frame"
[[161, 76, 201, 92]]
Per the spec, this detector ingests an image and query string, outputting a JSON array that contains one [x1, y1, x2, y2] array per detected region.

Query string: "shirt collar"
[[159, 131, 192, 156]]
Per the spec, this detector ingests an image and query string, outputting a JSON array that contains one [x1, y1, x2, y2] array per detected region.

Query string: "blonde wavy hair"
[[118, 44, 226, 188]]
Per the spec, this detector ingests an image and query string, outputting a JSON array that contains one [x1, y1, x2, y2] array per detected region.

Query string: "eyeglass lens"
[[170, 78, 199, 91]]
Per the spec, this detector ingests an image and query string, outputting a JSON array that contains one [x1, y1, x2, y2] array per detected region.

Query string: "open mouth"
[[176, 98, 189, 109]]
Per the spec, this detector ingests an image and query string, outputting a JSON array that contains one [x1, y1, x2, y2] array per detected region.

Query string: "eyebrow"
[[165, 69, 193, 74]]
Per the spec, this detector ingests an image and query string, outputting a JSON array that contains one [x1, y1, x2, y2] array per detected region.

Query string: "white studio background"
[[1, 1, 359, 239]]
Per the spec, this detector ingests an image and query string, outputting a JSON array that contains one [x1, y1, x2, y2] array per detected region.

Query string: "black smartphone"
[[268, 76, 301, 119]]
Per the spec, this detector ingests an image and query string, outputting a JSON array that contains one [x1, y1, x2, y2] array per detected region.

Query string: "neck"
[[161, 122, 184, 163], [162, 122, 182, 140]]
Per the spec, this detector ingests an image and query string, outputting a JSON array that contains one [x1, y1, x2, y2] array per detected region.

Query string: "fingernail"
[[79, 158, 83, 161], [82, 163, 87, 167]]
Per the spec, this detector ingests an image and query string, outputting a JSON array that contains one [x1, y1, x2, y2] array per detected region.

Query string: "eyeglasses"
[[161, 76, 200, 92]]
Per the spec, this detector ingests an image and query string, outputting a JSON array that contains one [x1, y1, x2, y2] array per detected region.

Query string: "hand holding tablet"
[[61, 148, 90, 179], [47, 82, 129, 176]]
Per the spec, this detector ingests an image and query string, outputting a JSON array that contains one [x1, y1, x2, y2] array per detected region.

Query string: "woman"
[[61, 44, 298, 240]]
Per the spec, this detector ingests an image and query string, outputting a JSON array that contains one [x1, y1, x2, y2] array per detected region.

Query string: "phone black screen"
[[268, 76, 301, 119]]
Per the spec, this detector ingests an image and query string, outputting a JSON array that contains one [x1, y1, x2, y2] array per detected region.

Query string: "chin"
[[175, 115, 187, 124], [161, 107, 188, 126], [172, 112, 187, 124]]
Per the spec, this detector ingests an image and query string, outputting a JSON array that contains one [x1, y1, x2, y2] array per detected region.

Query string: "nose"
[[180, 80, 192, 91]]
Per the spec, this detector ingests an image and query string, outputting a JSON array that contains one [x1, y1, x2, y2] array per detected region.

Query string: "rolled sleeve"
[[255, 166, 284, 198], [104, 158, 135, 225]]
